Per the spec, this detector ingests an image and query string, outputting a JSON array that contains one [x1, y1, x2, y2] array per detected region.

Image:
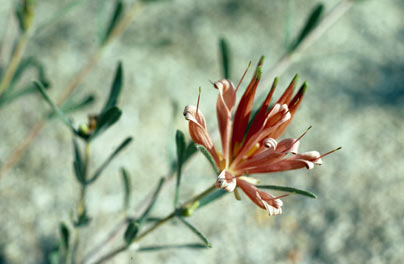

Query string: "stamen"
[[319, 147, 342, 159], [235, 61, 252, 92], [293, 125, 312, 144], [234, 187, 241, 200], [243, 143, 260, 159], [196, 87, 201, 115]]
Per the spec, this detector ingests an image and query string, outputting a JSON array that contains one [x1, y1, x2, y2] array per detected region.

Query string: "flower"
[[184, 57, 335, 216]]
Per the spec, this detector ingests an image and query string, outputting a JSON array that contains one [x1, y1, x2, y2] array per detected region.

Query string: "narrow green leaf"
[[90, 106, 122, 140], [73, 139, 86, 185], [139, 177, 165, 223], [102, 0, 124, 44], [289, 4, 324, 51], [59, 223, 70, 250], [184, 142, 197, 162], [138, 243, 208, 251], [35, 82, 78, 134], [124, 221, 139, 245], [196, 145, 219, 174], [198, 189, 228, 209], [258, 185, 317, 199], [102, 62, 123, 113], [219, 38, 231, 79], [121, 168, 131, 210], [87, 137, 133, 184], [177, 216, 211, 248], [174, 130, 186, 207], [61, 95, 95, 114], [74, 210, 91, 227]]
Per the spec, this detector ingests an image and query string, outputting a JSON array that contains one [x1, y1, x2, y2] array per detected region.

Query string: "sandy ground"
[[1, 0, 404, 263]]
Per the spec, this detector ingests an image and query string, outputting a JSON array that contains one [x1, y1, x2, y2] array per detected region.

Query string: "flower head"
[[184, 57, 335, 216]]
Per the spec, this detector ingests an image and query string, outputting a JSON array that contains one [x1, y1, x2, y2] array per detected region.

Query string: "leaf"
[[177, 216, 211, 248], [74, 210, 91, 227], [258, 185, 317, 199], [121, 168, 131, 210], [73, 139, 86, 185], [0, 57, 50, 106], [102, 0, 124, 44], [219, 38, 231, 79], [61, 94, 95, 114], [289, 4, 324, 51], [87, 137, 133, 184], [35, 82, 78, 134], [138, 243, 208, 251], [101, 62, 123, 113], [90, 106, 122, 140], [198, 189, 228, 209], [138, 177, 165, 223], [196, 145, 219, 174], [184, 142, 197, 163], [59, 223, 70, 250], [174, 130, 186, 207], [124, 220, 140, 245]]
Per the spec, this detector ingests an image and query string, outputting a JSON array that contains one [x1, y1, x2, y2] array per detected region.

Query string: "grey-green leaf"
[[102, 62, 123, 113], [87, 137, 133, 184], [59, 223, 70, 250], [90, 106, 122, 140], [35, 81, 78, 135], [102, 0, 124, 45], [139, 177, 165, 223], [61, 94, 95, 114], [289, 4, 324, 51], [198, 189, 228, 209], [174, 130, 186, 207], [177, 216, 211, 248], [257, 185, 317, 199], [124, 221, 139, 245], [138, 243, 208, 251], [196, 145, 219, 174], [121, 168, 131, 210], [73, 139, 86, 185], [219, 38, 231, 79]]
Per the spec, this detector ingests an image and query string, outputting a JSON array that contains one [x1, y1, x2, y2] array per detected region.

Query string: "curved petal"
[[214, 80, 236, 162], [216, 170, 236, 192], [231, 57, 264, 156], [237, 178, 283, 216], [244, 150, 322, 174], [183, 105, 221, 167]]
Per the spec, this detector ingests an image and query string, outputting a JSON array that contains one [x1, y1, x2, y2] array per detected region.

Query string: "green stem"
[[70, 142, 91, 263], [90, 184, 217, 264]]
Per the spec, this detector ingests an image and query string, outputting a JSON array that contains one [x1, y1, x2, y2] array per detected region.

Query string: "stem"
[[70, 142, 91, 263], [0, 2, 143, 181], [0, 31, 30, 96], [90, 184, 217, 264]]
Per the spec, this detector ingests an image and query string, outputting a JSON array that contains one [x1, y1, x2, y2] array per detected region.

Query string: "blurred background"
[[1, 0, 404, 263]]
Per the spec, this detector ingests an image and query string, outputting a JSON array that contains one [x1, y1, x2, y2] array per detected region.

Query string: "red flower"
[[184, 57, 333, 216]]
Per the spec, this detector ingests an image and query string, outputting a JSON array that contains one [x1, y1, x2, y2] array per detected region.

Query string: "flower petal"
[[237, 178, 283, 216], [183, 105, 221, 167], [244, 151, 322, 174], [216, 170, 236, 192], [214, 80, 236, 162], [231, 57, 264, 156]]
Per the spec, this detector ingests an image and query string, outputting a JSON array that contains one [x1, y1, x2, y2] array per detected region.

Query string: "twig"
[[90, 184, 216, 264], [0, 31, 30, 96], [0, 1, 144, 181]]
